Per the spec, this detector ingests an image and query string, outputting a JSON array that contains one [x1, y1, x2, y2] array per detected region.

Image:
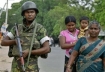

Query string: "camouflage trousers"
[[11, 57, 39, 72]]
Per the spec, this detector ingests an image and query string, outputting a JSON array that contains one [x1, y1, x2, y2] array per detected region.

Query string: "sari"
[[74, 37, 105, 72]]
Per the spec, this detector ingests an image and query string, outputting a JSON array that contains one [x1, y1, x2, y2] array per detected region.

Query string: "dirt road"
[[0, 46, 13, 72], [0, 46, 64, 72]]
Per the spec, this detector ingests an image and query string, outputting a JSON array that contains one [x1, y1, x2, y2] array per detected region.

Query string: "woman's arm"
[[59, 36, 76, 49], [103, 58, 105, 71], [66, 50, 78, 72], [67, 50, 78, 66]]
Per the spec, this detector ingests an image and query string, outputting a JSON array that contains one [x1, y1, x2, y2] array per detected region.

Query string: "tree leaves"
[[0, 0, 105, 39]]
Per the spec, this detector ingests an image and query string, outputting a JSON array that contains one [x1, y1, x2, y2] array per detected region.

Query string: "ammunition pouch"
[[40, 54, 48, 59], [40, 47, 51, 59], [12, 45, 30, 56], [8, 46, 51, 58], [8, 45, 14, 57]]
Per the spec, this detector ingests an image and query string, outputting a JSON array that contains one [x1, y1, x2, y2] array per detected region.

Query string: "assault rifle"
[[15, 23, 25, 71]]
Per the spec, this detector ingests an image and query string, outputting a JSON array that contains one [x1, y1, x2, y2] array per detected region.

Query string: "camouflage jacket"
[[10, 21, 47, 56]]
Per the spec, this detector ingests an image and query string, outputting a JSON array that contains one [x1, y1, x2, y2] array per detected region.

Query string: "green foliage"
[[92, 0, 105, 29], [43, 4, 69, 36], [45, 4, 91, 37], [0, 0, 105, 38]]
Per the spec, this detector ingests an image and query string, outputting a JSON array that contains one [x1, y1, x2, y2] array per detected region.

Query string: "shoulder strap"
[[26, 19, 37, 67]]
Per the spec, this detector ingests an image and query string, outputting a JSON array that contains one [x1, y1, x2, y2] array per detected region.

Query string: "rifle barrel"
[[15, 23, 25, 71]]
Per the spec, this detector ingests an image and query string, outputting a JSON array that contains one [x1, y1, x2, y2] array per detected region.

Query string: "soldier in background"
[[1, 1, 50, 72]]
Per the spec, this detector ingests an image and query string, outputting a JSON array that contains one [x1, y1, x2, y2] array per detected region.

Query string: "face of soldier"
[[24, 9, 36, 21]]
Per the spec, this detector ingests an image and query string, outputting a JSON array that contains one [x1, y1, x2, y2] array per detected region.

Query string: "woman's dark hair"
[[80, 16, 89, 23], [88, 20, 101, 30], [65, 16, 76, 25]]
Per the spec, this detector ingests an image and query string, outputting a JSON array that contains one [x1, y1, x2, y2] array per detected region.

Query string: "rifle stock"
[[15, 23, 25, 71]]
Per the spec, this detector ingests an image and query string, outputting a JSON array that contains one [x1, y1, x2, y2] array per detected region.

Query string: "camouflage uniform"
[[9, 21, 47, 72]]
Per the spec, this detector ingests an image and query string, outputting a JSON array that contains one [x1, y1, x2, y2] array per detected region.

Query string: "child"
[[78, 16, 89, 38]]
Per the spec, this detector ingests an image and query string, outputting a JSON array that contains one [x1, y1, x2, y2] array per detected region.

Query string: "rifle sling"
[[26, 19, 37, 68]]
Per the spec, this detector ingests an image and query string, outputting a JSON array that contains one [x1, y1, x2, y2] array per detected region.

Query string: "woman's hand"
[[66, 67, 72, 72], [20, 40, 24, 45], [66, 65, 72, 72], [73, 40, 77, 45], [22, 49, 29, 58]]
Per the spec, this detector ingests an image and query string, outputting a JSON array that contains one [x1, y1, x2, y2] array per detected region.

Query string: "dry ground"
[[0, 46, 13, 72]]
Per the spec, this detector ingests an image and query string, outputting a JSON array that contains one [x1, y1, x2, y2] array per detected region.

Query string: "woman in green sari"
[[66, 20, 105, 72]]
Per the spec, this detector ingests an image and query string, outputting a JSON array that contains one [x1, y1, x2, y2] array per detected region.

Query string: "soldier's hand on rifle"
[[20, 40, 24, 45], [22, 49, 29, 58], [15, 40, 23, 45]]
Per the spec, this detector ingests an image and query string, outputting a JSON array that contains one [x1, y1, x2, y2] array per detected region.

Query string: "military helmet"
[[21, 1, 39, 16]]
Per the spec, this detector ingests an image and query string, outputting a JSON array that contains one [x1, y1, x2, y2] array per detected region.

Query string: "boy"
[[78, 16, 89, 38]]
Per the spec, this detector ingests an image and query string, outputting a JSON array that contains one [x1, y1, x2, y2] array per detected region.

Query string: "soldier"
[[1, 1, 50, 72]]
